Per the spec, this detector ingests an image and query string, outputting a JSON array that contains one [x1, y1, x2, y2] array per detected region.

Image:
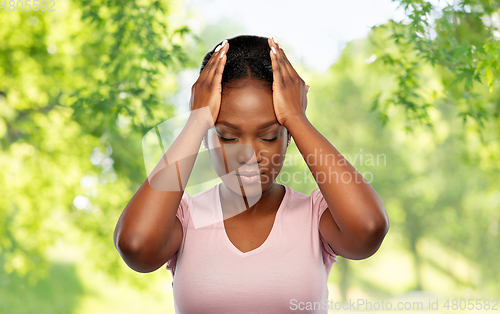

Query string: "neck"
[[219, 182, 281, 219]]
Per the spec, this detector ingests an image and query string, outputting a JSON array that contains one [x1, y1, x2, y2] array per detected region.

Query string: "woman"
[[114, 35, 389, 313]]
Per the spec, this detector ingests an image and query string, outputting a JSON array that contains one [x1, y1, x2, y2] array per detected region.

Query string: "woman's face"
[[206, 78, 289, 198]]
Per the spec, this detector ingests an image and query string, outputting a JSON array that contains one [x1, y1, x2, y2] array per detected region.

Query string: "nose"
[[235, 142, 260, 165]]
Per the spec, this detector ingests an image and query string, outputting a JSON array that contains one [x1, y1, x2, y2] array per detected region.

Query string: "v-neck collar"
[[216, 183, 290, 257]]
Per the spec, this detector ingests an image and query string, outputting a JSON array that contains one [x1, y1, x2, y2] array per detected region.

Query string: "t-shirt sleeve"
[[176, 191, 191, 231], [165, 191, 191, 276], [311, 188, 340, 262]]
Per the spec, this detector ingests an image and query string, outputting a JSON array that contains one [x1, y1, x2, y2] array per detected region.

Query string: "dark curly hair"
[[200, 35, 273, 88], [200, 35, 279, 148]]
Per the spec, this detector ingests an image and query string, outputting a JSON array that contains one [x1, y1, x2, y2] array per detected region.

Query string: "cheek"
[[260, 146, 287, 170]]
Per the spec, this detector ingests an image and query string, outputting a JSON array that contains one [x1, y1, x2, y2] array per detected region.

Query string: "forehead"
[[217, 80, 276, 128]]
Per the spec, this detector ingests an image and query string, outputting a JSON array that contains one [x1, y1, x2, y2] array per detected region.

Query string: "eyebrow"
[[217, 120, 278, 130]]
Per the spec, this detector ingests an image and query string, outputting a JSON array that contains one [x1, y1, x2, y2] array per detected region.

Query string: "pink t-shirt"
[[166, 183, 339, 313]]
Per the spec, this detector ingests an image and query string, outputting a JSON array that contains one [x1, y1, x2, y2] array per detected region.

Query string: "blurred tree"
[[372, 0, 500, 137], [305, 19, 499, 299], [1, 0, 499, 311], [0, 0, 196, 291]]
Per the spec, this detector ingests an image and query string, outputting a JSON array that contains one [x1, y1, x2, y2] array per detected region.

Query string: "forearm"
[[148, 108, 213, 192], [114, 109, 212, 262], [284, 115, 389, 244]]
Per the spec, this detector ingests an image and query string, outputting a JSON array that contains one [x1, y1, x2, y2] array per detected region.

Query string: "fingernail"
[[219, 50, 225, 59], [307, 86, 311, 92], [272, 35, 278, 44], [215, 39, 228, 53], [271, 46, 276, 55]]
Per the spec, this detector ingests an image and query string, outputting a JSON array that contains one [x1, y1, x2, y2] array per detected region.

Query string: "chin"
[[219, 173, 264, 204]]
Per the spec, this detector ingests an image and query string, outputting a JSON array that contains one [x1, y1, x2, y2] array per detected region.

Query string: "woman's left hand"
[[268, 36, 310, 127]]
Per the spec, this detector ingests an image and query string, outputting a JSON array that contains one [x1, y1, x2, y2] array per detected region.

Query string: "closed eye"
[[219, 136, 236, 142], [218, 135, 279, 142], [262, 135, 279, 142]]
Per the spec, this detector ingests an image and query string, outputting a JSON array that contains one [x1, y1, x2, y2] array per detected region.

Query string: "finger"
[[270, 37, 293, 83], [203, 46, 221, 75], [201, 40, 226, 79], [206, 40, 228, 80], [281, 49, 308, 99], [210, 42, 228, 85], [304, 85, 309, 109], [279, 50, 294, 83], [269, 37, 284, 87], [279, 47, 302, 82]]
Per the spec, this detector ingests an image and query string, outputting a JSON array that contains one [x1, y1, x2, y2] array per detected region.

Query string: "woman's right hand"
[[189, 40, 229, 127]]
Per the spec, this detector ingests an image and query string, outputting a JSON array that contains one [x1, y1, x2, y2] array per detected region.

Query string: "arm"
[[113, 111, 211, 273], [267, 37, 389, 260], [285, 115, 389, 260], [113, 40, 229, 272]]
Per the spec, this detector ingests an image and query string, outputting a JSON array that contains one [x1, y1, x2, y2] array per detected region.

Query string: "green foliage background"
[[0, 0, 498, 313]]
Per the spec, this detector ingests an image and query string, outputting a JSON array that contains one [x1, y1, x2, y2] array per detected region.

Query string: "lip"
[[236, 171, 262, 176], [234, 172, 263, 184]]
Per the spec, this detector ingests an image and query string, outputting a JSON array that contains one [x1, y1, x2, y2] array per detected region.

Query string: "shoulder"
[[283, 186, 340, 259], [281, 185, 308, 209], [283, 185, 327, 216], [178, 185, 217, 218], [181, 184, 219, 204], [284, 185, 326, 206], [179, 184, 222, 229]]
